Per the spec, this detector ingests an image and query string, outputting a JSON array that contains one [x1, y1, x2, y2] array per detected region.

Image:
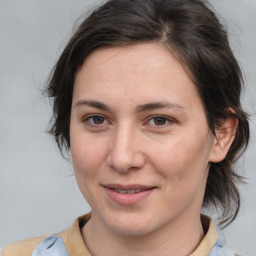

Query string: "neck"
[[82, 212, 205, 256]]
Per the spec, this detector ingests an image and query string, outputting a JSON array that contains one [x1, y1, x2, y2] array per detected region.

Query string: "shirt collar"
[[60, 213, 218, 256], [190, 215, 218, 256]]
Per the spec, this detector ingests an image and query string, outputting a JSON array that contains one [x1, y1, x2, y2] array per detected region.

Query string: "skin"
[[69, 44, 234, 256]]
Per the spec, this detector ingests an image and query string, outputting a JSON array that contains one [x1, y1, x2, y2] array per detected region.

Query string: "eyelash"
[[83, 115, 110, 127], [145, 115, 174, 128], [83, 114, 174, 129]]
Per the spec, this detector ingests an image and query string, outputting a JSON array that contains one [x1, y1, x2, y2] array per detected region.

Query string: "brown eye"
[[153, 117, 168, 126], [146, 115, 174, 129], [92, 116, 105, 124], [84, 115, 107, 126]]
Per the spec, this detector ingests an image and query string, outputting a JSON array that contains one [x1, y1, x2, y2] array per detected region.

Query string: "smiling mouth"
[[112, 188, 147, 194], [103, 184, 156, 205], [103, 184, 155, 192]]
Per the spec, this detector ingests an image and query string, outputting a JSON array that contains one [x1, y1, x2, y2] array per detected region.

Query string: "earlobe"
[[209, 116, 238, 163]]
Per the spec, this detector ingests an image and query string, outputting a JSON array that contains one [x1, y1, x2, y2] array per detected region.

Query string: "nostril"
[[107, 151, 146, 173], [106, 129, 146, 172]]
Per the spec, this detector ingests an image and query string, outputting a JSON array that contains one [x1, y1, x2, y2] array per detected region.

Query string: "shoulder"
[[1, 235, 47, 256], [1, 214, 91, 256], [2, 235, 70, 256], [210, 243, 242, 256]]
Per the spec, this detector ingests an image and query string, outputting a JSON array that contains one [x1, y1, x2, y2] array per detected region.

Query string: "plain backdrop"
[[0, 0, 255, 255]]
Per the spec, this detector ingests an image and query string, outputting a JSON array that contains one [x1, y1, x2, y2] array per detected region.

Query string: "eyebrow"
[[74, 100, 110, 111], [135, 102, 184, 113], [74, 99, 184, 112]]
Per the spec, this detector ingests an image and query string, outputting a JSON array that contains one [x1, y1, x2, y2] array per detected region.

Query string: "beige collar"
[[58, 214, 92, 256], [190, 215, 218, 255]]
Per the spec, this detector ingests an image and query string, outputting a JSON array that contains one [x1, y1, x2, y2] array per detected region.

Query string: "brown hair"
[[46, 0, 250, 227]]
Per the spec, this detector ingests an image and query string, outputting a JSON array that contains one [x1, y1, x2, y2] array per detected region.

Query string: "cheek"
[[71, 136, 108, 181], [149, 137, 211, 212], [70, 138, 107, 206], [149, 132, 211, 182]]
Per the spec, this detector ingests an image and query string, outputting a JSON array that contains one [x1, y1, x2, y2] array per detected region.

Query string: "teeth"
[[113, 189, 141, 194]]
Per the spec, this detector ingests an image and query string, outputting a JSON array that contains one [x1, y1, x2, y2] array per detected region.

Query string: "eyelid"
[[82, 113, 175, 129], [144, 115, 175, 128], [83, 114, 111, 127]]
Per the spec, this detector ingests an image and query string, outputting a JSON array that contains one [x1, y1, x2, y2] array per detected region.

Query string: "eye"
[[146, 115, 174, 128], [151, 116, 168, 126], [83, 115, 108, 126]]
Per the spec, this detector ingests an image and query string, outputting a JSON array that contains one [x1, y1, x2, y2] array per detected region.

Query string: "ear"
[[209, 116, 238, 163]]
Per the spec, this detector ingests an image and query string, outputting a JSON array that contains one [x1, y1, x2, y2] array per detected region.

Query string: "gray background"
[[0, 0, 255, 255]]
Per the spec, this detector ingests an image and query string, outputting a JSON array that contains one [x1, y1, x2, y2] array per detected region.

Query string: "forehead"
[[79, 44, 182, 78], [73, 43, 203, 111]]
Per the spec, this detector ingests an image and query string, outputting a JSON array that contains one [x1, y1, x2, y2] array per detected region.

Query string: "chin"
[[104, 211, 160, 237], [112, 223, 154, 237]]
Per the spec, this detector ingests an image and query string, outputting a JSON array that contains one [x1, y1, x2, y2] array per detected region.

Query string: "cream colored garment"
[[2, 214, 219, 256]]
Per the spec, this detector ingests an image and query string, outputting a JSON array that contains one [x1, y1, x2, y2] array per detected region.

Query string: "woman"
[[2, 0, 250, 255]]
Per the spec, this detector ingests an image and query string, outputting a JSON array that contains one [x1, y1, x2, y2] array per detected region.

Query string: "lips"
[[103, 184, 156, 205], [112, 188, 142, 194]]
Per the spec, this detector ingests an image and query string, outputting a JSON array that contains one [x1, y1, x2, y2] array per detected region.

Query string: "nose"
[[107, 125, 146, 173]]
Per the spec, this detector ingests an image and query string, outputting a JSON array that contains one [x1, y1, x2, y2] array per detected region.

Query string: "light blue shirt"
[[31, 236, 68, 256], [31, 236, 237, 256], [209, 239, 237, 256]]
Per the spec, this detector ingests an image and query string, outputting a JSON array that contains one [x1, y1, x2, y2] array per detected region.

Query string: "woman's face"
[[70, 44, 217, 236]]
